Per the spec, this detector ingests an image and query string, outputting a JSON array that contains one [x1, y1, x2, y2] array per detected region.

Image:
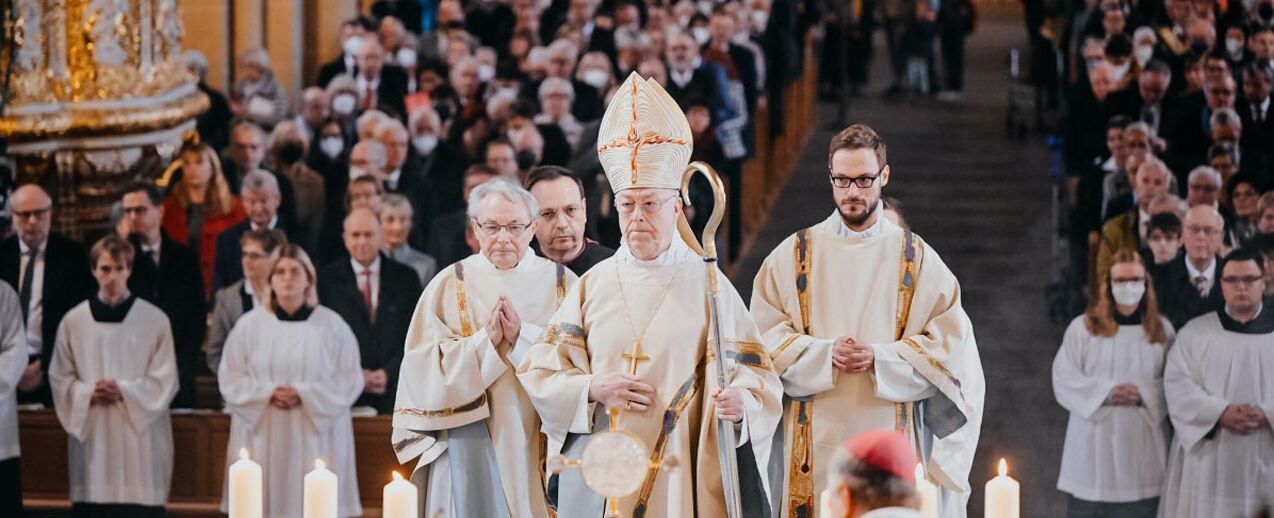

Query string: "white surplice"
[[49, 298, 178, 506], [392, 252, 575, 518], [0, 283, 28, 461], [1159, 310, 1274, 518], [1052, 316, 1172, 502], [218, 306, 365, 518]]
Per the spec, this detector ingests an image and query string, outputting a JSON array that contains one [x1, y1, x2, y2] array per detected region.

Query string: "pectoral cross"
[[623, 340, 650, 374], [595, 79, 689, 185]]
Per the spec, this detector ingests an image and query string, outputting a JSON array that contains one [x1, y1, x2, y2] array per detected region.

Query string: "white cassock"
[[1160, 308, 1274, 518], [392, 252, 575, 518], [1052, 316, 1172, 503], [0, 283, 27, 463], [518, 238, 784, 518], [750, 211, 984, 518], [219, 306, 364, 518], [49, 296, 178, 506]]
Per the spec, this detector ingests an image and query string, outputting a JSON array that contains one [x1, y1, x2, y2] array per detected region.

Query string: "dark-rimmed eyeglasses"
[[829, 163, 887, 189]]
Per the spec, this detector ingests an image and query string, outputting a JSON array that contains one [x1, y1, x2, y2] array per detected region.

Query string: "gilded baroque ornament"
[[0, 0, 207, 240]]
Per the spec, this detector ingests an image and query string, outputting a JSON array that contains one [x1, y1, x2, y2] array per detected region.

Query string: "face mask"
[[1226, 38, 1244, 55], [349, 166, 368, 179], [413, 134, 439, 155], [320, 137, 345, 159], [692, 27, 710, 45], [1111, 281, 1146, 306], [752, 11, 769, 32], [1085, 58, 1101, 71], [1134, 45, 1155, 65], [1189, 40, 1211, 56], [478, 65, 496, 82], [343, 36, 364, 57], [497, 87, 520, 99], [582, 68, 609, 89], [397, 48, 418, 69], [332, 93, 357, 115], [515, 149, 537, 170], [278, 142, 305, 165], [1110, 61, 1132, 83]]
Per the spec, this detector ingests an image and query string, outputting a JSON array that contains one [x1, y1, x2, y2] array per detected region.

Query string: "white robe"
[[392, 252, 575, 518], [1052, 316, 1172, 502], [49, 298, 178, 506], [219, 306, 365, 518], [0, 282, 27, 461], [1159, 311, 1274, 518]]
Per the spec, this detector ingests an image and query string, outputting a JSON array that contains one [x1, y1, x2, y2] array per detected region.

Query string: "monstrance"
[[547, 407, 678, 518]]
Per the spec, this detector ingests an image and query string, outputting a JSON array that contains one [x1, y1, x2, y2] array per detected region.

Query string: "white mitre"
[[596, 72, 694, 192]]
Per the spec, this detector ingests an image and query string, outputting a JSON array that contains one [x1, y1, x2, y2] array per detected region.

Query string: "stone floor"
[[730, 5, 1070, 515]]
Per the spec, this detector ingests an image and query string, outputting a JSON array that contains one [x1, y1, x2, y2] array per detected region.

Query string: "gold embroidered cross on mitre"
[[596, 72, 694, 192]]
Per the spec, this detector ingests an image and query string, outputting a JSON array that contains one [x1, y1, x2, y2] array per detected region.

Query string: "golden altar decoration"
[[0, 0, 207, 239]]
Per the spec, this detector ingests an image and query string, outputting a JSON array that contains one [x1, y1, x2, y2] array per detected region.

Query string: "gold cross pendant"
[[623, 341, 650, 375]]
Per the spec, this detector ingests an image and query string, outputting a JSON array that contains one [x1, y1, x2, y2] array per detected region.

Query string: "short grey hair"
[[241, 170, 281, 196], [352, 140, 389, 171], [1136, 156, 1171, 181], [1149, 192, 1188, 217], [182, 50, 208, 75], [1188, 166, 1223, 187], [381, 193, 414, 216], [408, 107, 441, 135], [1210, 107, 1241, 129], [539, 77, 575, 101], [1124, 121, 1156, 140], [466, 179, 539, 222]]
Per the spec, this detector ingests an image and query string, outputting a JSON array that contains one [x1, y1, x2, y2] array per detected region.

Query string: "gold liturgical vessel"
[[0, 0, 207, 239]]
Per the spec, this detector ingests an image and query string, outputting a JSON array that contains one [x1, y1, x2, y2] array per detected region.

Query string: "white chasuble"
[[1160, 310, 1274, 518], [219, 306, 365, 518], [750, 214, 984, 518], [1052, 317, 1172, 502], [393, 252, 575, 518], [49, 297, 178, 506], [517, 238, 784, 518]]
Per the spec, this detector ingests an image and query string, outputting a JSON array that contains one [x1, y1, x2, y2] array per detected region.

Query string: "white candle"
[[818, 488, 845, 518], [303, 459, 338, 518], [915, 463, 939, 518], [382, 471, 418, 518], [228, 448, 262, 518], [984, 459, 1020, 518]]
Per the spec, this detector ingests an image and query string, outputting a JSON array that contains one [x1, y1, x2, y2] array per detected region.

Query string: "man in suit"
[[1096, 157, 1175, 285], [1238, 64, 1274, 153], [665, 31, 728, 118], [0, 185, 93, 407], [316, 19, 368, 88], [408, 106, 469, 216], [429, 164, 498, 269], [1154, 205, 1227, 328], [318, 208, 422, 414], [212, 171, 307, 290], [356, 38, 409, 120], [121, 182, 207, 408], [376, 118, 434, 250], [1102, 59, 1176, 134], [521, 39, 605, 123]]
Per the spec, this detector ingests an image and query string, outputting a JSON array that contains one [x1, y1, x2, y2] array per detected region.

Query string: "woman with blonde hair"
[[1053, 248, 1173, 518], [218, 244, 363, 518], [162, 141, 245, 296]]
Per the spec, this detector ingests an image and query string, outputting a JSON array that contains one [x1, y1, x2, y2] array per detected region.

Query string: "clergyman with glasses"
[[526, 165, 615, 276], [391, 178, 577, 517], [750, 124, 985, 518]]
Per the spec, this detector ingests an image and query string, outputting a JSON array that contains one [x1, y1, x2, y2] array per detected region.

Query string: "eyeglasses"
[[1185, 225, 1223, 236], [1110, 276, 1146, 283], [473, 219, 530, 236], [829, 163, 887, 189], [1221, 275, 1264, 286], [615, 194, 679, 215], [12, 207, 50, 220]]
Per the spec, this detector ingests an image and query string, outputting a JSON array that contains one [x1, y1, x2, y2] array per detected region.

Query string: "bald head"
[[343, 207, 384, 265], [1182, 204, 1224, 264], [12, 184, 53, 249]]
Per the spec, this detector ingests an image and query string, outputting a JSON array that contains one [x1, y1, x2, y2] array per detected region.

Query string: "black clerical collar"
[[1218, 305, 1274, 334], [89, 294, 136, 323], [1113, 309, 1142, 326], [275, 304, 314, 322]]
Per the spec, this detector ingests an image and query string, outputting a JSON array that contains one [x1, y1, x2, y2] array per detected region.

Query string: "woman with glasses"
[[1053, 248, 1172, 518]]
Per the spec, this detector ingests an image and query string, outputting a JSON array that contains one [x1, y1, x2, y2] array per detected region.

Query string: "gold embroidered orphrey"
[[780, 227, 919, 517], [596, 78, 690, 186]]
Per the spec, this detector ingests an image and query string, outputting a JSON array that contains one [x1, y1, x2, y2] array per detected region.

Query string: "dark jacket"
[[1152, 254, 1225, 330], [211, 217, 310, 291], [127, 233, 207, 408], [317, 255, 423, 413]]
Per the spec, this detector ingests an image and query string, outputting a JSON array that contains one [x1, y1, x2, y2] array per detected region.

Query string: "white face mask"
[[343, 36, 364, 57], [332, 93, 357, 115], [397, 48, 418, 69], [1226, 38, 1244, 55], [320, 137, 345, 159], [478, 65, 496, 82], [413, 134, 439, 155], [697, 0, 714, 15], [1110, 61, 1131, 83], [752, 11, 769, 32], [1111, 281, 1146, 307], [1134, 45, 1154, 66], [582, 68, 609, 89], [348, 166, 368, 179], [692, 27, 710, 45]]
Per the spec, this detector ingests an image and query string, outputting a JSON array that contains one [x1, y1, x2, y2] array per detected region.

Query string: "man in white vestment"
[[517, 72, 784, 518], [0, 282, 27, 515], [393, 179, 578, 517], [49, 234, 178, 517], [750, 125, 985, 518], [1160, 247, 1274, 517]]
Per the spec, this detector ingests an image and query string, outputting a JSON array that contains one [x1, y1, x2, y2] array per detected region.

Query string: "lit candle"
[[228, 448, 262, 518], [984, 459, 1020, 518], [382, 471, 418, 518], [915, 463, 938, 518], [303, 459, 338, 518], [818, 488, 845, 518]]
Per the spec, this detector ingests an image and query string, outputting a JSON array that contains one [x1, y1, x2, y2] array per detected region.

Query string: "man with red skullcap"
[[827, 429, 926, 518]]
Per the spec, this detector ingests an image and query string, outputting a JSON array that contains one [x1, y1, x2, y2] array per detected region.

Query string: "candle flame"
[[315, 459, 326, 470], [998, 458, 1008, 477], [239, 448, 249, 461], [393, 471, 404, 481]]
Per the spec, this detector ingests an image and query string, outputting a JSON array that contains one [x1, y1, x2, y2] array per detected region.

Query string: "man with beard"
[[750, 125, 985, 517]]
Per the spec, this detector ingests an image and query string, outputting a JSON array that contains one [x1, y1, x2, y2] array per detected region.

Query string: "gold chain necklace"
[[614, 260, 678, 375]]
